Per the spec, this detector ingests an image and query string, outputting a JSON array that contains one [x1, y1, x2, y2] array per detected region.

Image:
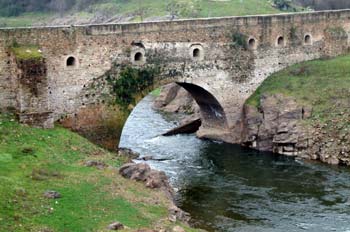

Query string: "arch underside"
[[175, 82, 228, 129]]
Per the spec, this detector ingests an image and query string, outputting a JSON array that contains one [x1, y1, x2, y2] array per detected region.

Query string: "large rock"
[[163, 118, 201, 136], [107, 222, 124, 230], [168, 205, 190, 223], [153, 83, 181, 109], [84, 160, 107, 169], [118, 147, 140, 160], [163, 87, 196, 114], [119, 163, 151, 182], [172, 226, 186, 232], [119, 163, 175, 199], [242, 94, 310, 155], [153, 83, 199, 115], [43, 191, 61, 199]]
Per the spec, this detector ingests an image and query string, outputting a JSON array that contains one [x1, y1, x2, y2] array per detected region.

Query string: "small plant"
[[289, 26, 298, 44], [22, 147, 35, 155], [230, 32, 248, 49], [107, 65, 160, 109], [13, 147, 37, 159], [12, 40, 19, 48], [273, 0, 294, 11], [9, 44, 43, 61]]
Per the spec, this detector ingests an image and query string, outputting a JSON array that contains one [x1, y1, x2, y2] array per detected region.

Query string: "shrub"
[[230, 32, 248, 49], [107, 66, 160, 109]]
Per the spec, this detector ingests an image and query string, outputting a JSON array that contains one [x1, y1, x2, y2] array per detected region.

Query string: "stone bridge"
[[0, 9, 350, 146]]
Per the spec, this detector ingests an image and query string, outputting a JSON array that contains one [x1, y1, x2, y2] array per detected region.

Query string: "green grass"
[[246, 55, 350, 122], [0, 114, 193, 231], [0, 12, 52, 27], [194, 0, 281, 17], [88, 0, 282, 21], [0, 0, 285, 27], [10, 45, 43, 61]]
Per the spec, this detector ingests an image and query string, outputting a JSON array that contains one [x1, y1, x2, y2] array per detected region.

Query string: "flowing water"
[[119, 95, 350, 232]]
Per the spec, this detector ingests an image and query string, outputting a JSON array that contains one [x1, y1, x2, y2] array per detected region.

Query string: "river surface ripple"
[[119, 95, 350, 232]]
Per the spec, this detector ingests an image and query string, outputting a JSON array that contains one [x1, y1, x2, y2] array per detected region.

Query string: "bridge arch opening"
[[304, 34, 312, 45], [248, 38, 257, 49], [175, 82, 227, 129], [277, 36, 285, 47], [134, 52, 143, 62], [118, 82, 228, 145], [66, 56, 77, 67], [193, 48, 201, 58], [190, 45, 204, 61]]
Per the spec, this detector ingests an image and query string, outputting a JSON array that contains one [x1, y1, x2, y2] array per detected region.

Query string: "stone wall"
[[0, 44, 17, 112], [0, 10, 350, 142]]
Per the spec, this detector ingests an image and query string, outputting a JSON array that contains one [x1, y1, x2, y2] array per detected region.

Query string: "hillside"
[[2, 0, 350, 27], [0, 113, 197, 231], [0, 0, 286, 27]]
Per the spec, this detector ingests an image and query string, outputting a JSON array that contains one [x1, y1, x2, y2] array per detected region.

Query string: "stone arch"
[[116, 81, 228, 141], [304, 34, 312, 45], [66, 56, 77, 67], [248, 37, 257, 49], [276, 36, 285, 47], [190, 44, 204, 61], [131, 49, 146, 65], [193, 48, 201, 58], [134, 52, 143, 62], [176, 82, 228, 129]]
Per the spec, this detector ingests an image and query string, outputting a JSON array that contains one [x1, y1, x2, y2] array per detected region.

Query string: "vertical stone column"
[[11, 47, 54, 128]]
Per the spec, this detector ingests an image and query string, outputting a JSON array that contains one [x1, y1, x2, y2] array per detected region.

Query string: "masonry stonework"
[[0, 10, 350, 143]]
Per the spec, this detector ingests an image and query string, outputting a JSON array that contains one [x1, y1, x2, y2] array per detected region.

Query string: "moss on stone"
[[10, 44, 43, 61]]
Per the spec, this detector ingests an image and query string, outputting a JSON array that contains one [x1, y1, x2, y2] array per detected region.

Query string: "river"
[[119, 95, 350, 232]]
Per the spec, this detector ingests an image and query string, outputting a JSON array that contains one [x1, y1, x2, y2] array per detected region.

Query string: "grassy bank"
[[103, 0, 281, 19], [246, 55, 350, 123], [0, 13, 52, 27], [0, 113, 196, 231]]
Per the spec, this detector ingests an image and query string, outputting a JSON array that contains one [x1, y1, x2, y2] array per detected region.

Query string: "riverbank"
[[0, 113, 199, 231], [119, 94, 350, 231], [154, 55, 350, 166], [242, 55, 350, 165]]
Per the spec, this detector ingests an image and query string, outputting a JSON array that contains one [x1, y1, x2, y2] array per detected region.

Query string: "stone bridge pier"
[[1, 9, 350, 146]]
